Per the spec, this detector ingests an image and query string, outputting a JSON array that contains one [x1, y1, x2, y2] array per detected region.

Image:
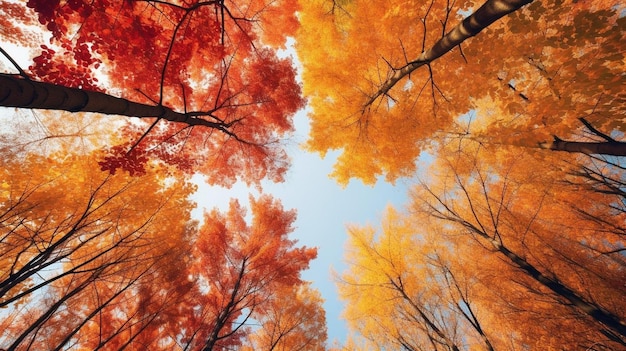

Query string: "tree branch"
[[363, 0, 533, 110]]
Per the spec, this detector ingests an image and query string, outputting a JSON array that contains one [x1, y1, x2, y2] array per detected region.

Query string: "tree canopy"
[[298, 0, 626, 349], [297, 0, 625, 185], [0, 1, 326, 349], [1, 0, 625, 349], [339, 146, 626, 349], [1, 0, 305, 186], [0, 150, 324, 350]]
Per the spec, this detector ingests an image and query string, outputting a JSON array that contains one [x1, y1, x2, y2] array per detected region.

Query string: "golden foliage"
[[297, 0, 626, 184]]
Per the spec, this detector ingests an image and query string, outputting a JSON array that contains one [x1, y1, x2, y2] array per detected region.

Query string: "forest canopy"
[[1, 0, 624, 350]]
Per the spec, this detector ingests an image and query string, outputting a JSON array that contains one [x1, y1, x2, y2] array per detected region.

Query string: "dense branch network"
[[0, 0, 260, 143], [421, 167, 626, 343], [0, 0, 304, 181]]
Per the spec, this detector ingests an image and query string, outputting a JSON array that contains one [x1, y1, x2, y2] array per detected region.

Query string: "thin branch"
[[579, 117, 616, 142], [0, 46, 30, 78]]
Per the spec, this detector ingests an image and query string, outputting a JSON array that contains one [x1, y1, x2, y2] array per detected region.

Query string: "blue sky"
[[192, 108, 411, 344]]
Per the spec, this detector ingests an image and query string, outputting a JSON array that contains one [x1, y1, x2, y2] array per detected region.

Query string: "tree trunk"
[[0, 73, 222, 129], [491, 239, 626, 342], [538, 138, 626, 156], [365, 0, 534, 107], [429, 191, 626, 343]]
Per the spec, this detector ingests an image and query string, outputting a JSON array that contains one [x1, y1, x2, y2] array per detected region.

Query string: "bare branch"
[[579, 117, 616, 142], [0, 46, 30, 78]]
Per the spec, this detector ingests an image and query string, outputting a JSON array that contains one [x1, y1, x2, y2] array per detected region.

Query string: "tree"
[[141, 195, 319, 351], [413, 144, 625, 348], [339, 143, 626, 349], [0, 0, 305, 185], [0, 151, 196, 350], [296, 0, 625, 185], [338, 207, 498, 351]]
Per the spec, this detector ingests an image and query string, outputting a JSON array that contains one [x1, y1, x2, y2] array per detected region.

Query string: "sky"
[[191, 108, 412, 344], [189, 41, 414, 344]]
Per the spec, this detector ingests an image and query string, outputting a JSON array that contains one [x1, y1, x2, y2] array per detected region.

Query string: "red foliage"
[[17, 0, 304, 185], [99, 145, 148, 176]]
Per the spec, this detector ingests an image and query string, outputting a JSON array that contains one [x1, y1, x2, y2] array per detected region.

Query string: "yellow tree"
[[339, 145, 626, 349], [338, 207, 497, 351], [297, 0, 625, 185]]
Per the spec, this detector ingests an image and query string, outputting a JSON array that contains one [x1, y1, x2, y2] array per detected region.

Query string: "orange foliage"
[[0, 151, 195, 350], [418, 145, 626, 348], [0, 152, 321, 350], [339, 144, 626, 349], [171, 195, 319, 350], [297, 0, 625, 185], [243, 282, 328, 351]]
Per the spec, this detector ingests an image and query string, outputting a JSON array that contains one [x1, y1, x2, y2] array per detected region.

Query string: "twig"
[[0, 46, 30, 79]]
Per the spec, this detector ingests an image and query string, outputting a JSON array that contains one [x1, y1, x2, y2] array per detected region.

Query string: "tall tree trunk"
[[538, 138, 626, 156], [490, 238, 626, 343], [0, 73, 224, 130], [431, 196, 626, 343]]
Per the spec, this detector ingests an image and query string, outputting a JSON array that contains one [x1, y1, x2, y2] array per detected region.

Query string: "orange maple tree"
[[166, 195, 319, 350], [0, 0, 304, 185], [297, 0, 625, 185]]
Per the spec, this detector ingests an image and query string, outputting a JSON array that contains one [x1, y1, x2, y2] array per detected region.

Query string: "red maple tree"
[[1, 0, 304, 185]]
